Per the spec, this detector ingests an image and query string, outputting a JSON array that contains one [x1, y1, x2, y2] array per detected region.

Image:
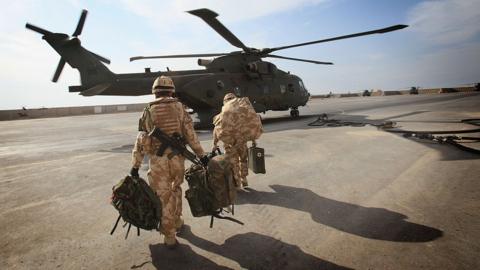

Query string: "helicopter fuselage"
[[69, 56, 310, 122]]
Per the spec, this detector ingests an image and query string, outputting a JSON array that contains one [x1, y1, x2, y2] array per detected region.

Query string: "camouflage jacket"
[[213, 97, 263, 147], [132, 97, 205, 168]]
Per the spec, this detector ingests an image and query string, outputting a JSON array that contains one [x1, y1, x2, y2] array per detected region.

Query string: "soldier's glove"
[[200, 155, 210, 167], [130, 167, 139, 178]]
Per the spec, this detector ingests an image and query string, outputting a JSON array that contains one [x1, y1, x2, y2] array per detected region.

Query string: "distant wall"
[[0, 103, 147, 121], [311, 86, 477, 99], [3, 85, 478, 120]]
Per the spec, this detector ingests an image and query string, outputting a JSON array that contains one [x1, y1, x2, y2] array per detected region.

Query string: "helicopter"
[[25, 8, 407, 127]]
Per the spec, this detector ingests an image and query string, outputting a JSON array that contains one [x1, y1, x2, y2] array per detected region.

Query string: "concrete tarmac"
[[1, 93, 479, 269]]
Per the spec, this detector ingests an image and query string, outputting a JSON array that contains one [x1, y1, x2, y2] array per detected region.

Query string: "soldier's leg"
[[238, 143, 249, 186], [225, 144, 241, 187], [169, 155, 185, 230], [147, 156, 177, 244]]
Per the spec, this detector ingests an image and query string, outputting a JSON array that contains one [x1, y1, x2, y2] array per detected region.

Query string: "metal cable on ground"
[[308, 115, 480, 155]]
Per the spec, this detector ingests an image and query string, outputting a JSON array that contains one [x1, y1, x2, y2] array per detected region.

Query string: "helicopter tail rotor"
[[25, 9, 111, 82], [25, 23, 52, 35], [72, 9, 88, 37], [52, 58, 66, 82]]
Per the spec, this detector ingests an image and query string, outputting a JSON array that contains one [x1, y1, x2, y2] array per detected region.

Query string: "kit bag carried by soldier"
[[184, 149, 243, 227], [110, 175, 162, 239]]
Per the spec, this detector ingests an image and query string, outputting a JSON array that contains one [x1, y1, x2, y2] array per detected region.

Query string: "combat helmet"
[[223, 93, 236, 104], [152, 76, 175, 94]]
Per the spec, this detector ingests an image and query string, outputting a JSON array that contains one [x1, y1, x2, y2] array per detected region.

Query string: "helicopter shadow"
[[176, 225, 352, 270], [302, 111, 480, 161], [237, 185, 443, 242]]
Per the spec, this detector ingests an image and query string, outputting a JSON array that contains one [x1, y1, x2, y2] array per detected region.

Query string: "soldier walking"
[[130, 76, 207, 248], [213, 93, 262, 188]]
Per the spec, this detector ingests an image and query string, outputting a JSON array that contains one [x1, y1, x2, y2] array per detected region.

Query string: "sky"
[[1, 0, 479, 109]]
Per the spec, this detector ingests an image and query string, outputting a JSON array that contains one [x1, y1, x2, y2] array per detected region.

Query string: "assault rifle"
[[149, 127, 200, 165]]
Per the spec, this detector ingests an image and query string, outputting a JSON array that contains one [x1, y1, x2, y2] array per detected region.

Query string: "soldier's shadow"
[[237, 185, 443, 242], [177, 225, 352, 270], [148, 242, 231, 270]]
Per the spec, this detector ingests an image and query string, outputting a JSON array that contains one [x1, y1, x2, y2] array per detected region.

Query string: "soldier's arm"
[[181, 106, 205, 157], [212, 126, 219, 148], [131, 131, 149, 168]]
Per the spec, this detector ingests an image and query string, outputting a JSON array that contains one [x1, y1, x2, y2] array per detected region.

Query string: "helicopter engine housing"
[[198, 58, 212, 67], [246, 61, 277, 74]]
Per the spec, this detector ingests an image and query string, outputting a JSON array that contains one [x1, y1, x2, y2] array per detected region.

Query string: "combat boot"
[[164, 235, 178, 249], [241, 178, 248, 187], [175, 216, 184, 232], [234, 178, 243, 190]]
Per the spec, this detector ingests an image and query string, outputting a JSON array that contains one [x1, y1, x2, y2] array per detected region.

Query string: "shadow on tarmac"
[[146, 242, 231, 270], [99, 144, 134, 153], [175, 225, 352, 270], [303, 112, 480, 160], [237, 185, 443, 242]]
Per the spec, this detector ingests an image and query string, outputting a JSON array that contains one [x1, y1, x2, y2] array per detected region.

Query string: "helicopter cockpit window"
[[288, 83, 295, 93], [299, 80, 305, 90]]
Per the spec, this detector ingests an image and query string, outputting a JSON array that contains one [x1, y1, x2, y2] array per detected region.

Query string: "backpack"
[[216, 97, 263, 145], [184, 150, 243, 227], [110, 176, 162, 239], [207, 154, 236, 209]]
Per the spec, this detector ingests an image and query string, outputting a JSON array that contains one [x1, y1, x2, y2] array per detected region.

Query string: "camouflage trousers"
[[224, 142, 248, 186], [147, 154, 185, 238]]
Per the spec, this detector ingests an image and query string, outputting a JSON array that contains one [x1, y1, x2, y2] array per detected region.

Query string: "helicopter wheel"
[[290, 108, 300, 118]]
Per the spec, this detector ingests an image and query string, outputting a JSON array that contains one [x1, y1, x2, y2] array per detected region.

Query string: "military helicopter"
[[26, 9, 407, 126]]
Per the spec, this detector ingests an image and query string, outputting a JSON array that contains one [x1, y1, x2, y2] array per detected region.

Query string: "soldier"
[[213, 93, 260, 188], [130, 75, 207, 248]]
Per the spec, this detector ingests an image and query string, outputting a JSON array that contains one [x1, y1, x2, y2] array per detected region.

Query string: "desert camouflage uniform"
[[132, 97, 204, 238], [213, 96, 262, 187]]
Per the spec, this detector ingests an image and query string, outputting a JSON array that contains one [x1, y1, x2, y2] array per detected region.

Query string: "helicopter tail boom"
[[26, 10, 115, 92]]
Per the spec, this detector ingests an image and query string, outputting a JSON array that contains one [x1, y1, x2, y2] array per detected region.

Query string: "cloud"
[[407, 0, 480, 44], [120, 0, 327, 24]]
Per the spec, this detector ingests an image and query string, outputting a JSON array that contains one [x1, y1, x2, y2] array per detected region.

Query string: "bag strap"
[[209, 209, 244, 228], [110, 214, 122, 235], [212, 212, 244, 226], [125, 223, 132, 239]]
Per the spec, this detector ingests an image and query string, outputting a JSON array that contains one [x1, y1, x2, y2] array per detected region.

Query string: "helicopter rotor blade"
[[266, 24, 408, 53], [267, 54, 333, 65], [72, 9, 88, 37], [52, 58, 66, 82], [25, 23, 52, 35], [187, 8, 249, 51], [130, 53, 228, 62], [86, 49, 111, 64]]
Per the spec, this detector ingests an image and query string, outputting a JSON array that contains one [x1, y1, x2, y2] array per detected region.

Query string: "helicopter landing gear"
[[290, 108, 300, 118]]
